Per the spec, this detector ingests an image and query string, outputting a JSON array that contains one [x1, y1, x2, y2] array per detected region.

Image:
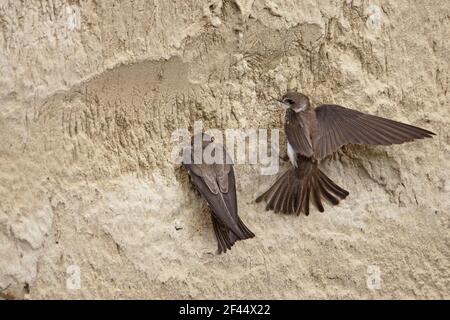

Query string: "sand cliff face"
[[0, 0, 449, 299]]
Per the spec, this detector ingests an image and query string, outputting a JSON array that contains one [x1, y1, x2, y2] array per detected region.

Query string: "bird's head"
[[276, 91, 310, 112]]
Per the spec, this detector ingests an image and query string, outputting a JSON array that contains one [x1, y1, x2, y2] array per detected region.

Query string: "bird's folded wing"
[[313, 104, 435, 159], [185, 165, 245, 238], [285, 109, 314, 157]]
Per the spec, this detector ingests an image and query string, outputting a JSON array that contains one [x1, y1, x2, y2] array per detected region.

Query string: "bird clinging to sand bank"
[[183, 134, 254, 253]]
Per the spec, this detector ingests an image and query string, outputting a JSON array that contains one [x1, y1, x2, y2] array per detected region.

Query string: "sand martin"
[[183, 134, 254, 253], [257, 91, 435, 215]]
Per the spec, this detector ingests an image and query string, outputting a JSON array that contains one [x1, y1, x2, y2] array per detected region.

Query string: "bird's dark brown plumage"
[[183, 134, 254, 253], [257, 91, 435, 216], [313, 104, 435, 160], [256, 155, 349, 215]]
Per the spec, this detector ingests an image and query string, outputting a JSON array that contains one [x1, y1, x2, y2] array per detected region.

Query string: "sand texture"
[[0, 0, 449, 299]]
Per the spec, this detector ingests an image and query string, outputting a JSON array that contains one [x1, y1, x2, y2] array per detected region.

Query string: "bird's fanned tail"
[[256, 160, 349, 215]]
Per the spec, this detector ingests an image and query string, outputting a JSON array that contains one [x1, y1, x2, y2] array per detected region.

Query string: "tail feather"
[[318, 181, 339, 205], [319, 171, 349, 198], [256, 162, 349, 216], [212, 215, 255, 254], [229, 217, 255, 244], [212, 217, 232, 253], [302, 185, 310, 216], [256, 170, 289, 204], [312, 175, 324, 212], [265, 181, 281, 211], [274, 182, 289, 213]]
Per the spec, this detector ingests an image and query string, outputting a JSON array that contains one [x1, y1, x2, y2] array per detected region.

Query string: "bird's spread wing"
[[313, 104, 435, 159], [285, 109, 314, 157]]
